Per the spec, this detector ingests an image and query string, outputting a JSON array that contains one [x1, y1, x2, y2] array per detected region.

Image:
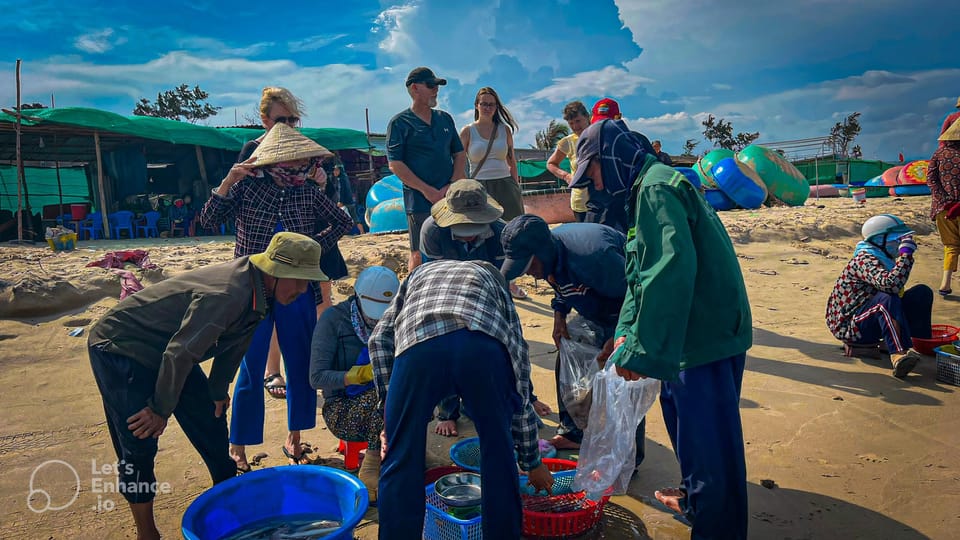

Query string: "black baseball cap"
[[500, 215, 553, 281], [405, 67, 447, 87]]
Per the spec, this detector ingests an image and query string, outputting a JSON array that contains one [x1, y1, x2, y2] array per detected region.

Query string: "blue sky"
[[2, 0, 958, 161]]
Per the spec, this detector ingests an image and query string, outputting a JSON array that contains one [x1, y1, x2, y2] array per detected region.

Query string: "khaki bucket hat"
[[430, 179, 503, 228], [250, 232, 328, 281], [250, 123, 333, 167]]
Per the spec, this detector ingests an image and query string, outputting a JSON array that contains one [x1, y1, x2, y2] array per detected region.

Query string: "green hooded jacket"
[[609, 156, 752, 381]]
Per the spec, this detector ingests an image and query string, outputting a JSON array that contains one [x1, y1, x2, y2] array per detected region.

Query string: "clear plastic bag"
[[558, 316, 604, 430], [572, 361, 660, 500], [558, 338, 600, 430]]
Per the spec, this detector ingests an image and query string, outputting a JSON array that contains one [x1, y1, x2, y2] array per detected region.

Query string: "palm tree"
[[532, 120, 570, 150]]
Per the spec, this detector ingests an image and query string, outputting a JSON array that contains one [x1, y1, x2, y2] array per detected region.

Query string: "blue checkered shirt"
[[369, 259, 542, 471]]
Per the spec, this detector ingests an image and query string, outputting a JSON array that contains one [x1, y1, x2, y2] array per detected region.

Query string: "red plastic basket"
[[424, 466, 466, 486], [913, 324, 960, 356], [520, 458, 609, 538]]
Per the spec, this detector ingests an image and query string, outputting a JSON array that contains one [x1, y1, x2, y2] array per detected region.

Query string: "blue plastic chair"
[[136, 211, 161, 238], [109, 211, 136, 239], [56, 214, 78, 233], [79, 212, 104, 240]]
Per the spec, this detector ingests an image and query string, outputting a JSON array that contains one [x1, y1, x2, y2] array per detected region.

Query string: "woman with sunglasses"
[[460, 86, 527, 299], [198, 86, 353, 471]]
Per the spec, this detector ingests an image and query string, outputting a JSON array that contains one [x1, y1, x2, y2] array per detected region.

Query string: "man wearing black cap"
[[387, 66, 466, 271], [500, 215, 645, 462]]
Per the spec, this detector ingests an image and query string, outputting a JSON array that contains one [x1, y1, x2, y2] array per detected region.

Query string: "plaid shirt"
[[198, 175, 352, 303], [825, 250, 913, 342], [369, 260, 542, 471]]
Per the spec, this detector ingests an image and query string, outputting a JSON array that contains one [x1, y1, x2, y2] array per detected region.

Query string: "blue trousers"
[[230, 290, 317, 444], [852, 285, 933, 352], [379, 329, 522, 540], [89, 345, 235, 503], [660, 353, 748, 540]]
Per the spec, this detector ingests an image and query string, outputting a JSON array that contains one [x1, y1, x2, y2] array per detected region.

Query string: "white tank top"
[[467, 123, 511, 179]]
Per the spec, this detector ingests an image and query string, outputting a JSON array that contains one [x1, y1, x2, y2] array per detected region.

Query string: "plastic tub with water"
[[181, 466, 368, 540]]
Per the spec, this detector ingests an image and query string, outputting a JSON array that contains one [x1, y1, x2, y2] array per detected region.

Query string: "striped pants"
[[851, 285, 933, 353]]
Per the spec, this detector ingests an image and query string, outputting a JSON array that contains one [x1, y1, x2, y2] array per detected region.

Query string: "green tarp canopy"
[[0, 165, 88, 213], [518, 158, 569, 179], [0, 107, 371, 161]]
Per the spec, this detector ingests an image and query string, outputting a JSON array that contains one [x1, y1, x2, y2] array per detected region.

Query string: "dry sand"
[[0, 196, 958, 539]]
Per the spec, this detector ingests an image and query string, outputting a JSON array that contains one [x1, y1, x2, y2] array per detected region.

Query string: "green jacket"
[[610, 156, 752, 381]]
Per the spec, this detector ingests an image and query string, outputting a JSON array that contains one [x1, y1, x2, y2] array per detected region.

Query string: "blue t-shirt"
[[386, 108, 464, 213]]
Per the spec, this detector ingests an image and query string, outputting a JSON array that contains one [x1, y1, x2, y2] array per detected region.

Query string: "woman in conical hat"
[[197, 87, 353, 470], [928, 118, 960, 296]]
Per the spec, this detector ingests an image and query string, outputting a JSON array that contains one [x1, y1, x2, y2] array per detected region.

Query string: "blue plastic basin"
[[181, 466, 367, 540]]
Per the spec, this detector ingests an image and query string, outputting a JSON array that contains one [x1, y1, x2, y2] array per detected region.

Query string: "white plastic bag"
[[558, 338, 600, 430], [572, 361, 660, 500]]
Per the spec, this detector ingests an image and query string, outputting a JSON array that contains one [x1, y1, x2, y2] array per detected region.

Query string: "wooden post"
[[94, 131, 111, 239], [194, 145, 209, 186], [14, 59, 26, 242], [365, 107, 374, 172]]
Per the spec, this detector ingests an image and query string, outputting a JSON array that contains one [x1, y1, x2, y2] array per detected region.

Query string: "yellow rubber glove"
[[345, 364, 374, 385]]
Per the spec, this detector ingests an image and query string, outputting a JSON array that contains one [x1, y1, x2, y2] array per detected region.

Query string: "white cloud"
[[529, 66, 654, 103], [174, 36, 274, 57], [712, 83, 732, 91], [373, 2, 421, 58], [288, 34, 349, 53], [74, 28, 120, 54]]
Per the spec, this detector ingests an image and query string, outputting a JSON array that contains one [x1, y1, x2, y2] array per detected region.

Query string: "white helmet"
[[355, 266, 400, 320], [861, 214, 912, 244]]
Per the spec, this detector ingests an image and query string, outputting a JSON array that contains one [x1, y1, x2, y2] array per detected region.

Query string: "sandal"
[[510, 284, 528, 300], [939, 289, 952, 297], [264, 373, 286, 399], [282, 445, 311, 465]]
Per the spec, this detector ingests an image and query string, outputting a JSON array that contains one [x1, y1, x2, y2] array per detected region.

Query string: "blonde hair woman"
[[197, 86, 353, 471]]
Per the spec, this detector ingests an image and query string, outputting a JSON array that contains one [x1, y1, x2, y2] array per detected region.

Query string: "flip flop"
[[236, 463, 252, 474], [264, 373, 286, 399], [282, 445, 310, 465]]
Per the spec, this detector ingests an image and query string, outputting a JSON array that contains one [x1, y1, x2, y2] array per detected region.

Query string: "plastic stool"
[[338, 439, 368, 470]]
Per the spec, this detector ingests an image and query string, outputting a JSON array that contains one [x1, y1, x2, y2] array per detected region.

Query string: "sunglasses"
[[272, 116, 300, 125]]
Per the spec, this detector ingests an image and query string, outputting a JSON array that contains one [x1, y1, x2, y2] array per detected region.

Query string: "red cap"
[[591, 98, 621, 124]]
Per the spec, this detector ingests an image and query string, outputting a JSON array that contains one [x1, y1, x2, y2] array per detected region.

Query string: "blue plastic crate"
[[424, 482, 482, 540], [934, 344, 960, 386]]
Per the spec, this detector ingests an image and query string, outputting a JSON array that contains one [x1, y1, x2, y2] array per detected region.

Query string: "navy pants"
[[89, 345, 235, 504], [379, 329, 523, 540], [230, 290, 317, 444], [852, 285, 933, 352], [660, 353, 748, 540]]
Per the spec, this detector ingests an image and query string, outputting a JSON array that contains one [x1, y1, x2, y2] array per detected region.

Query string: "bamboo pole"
[[14, 59, 25, 242], [94, 131, 110, 238], [365, 107, 374, 173]]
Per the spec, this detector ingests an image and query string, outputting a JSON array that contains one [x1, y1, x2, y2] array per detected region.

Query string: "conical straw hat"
[[939, 117, 960, 142], [250, 123, 333, 166]]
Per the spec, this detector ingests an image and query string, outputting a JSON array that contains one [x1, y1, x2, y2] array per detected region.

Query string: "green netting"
[[0, 165, 89, 213], [0, 107, 371, 151], [793, 158, 899, 185], [518, 158, 568, 178]]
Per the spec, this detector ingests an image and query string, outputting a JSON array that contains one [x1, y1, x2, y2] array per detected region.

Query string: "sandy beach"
[[1, 196, 958, 539]]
